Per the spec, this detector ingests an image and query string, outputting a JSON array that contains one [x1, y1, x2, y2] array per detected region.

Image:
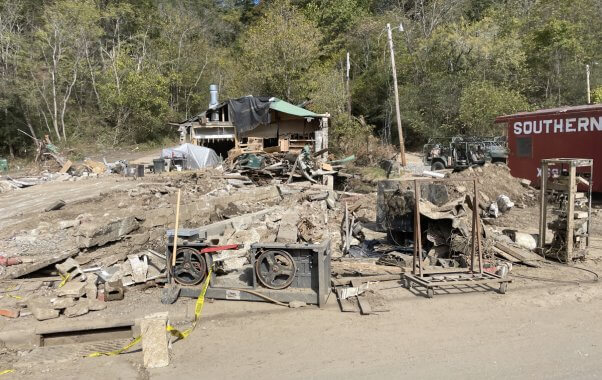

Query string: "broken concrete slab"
[[276, 223, 297, 243], [76, 216, 139, 248], [2, 248, 79, 280], [141, 313, 169, 368], [31, 306, 60, 321], [86, 298, 107, 311], [50, 297, 76, 310], [64, 301, 89, 318], [85, 275, 98, 300], [128, 254, 149, 283], [57, 281, 86, 298], [59, 219, 81, 229], [44, 200, 66, 212], [129, 232, 150, 246]]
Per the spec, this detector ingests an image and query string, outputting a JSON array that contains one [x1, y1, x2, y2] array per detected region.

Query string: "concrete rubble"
[[0, 155, 599, 371]]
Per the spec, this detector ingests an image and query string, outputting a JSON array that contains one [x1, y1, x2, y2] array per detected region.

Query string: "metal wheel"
[[499, 282, 508, 294], [172, 247, 207, 286], [431, 161, 446, 171], [426, 287, 434, 298], [255, 250, 296, 290]]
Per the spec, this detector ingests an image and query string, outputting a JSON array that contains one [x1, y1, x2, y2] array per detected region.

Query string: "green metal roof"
[[269, 98, 319, 118]]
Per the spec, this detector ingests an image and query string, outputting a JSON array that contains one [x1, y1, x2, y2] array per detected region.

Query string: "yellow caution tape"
[[7, 294, 22, 300], [166, 267, 212, 341], [86, 335, 142, 358], [0, 370, 14, 375], [58, 273, 70, 288], [86, 268, 212, 358]]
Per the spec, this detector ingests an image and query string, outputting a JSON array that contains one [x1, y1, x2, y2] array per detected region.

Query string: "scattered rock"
[[288, 301, 307, 309], [64, 301, 89, 318]]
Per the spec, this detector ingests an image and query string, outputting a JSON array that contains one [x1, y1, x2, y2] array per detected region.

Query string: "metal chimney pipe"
[[209, 84, 219, 121], [209, 84, 219, 107]]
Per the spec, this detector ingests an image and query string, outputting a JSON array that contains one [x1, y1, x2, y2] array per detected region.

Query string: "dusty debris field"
[[0, 163, 601, 379]]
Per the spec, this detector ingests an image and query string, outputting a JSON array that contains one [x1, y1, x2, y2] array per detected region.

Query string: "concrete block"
[[57, 281, 86, 298], [141, 314, 169, 368], [56, 257, 86, 282], [104, 280, 124, 301]]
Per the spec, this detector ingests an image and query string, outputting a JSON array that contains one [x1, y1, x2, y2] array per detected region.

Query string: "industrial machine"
[[165, 229, 332, 307]]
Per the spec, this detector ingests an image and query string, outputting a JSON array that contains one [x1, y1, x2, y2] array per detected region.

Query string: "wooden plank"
[[357, 295, 372, 315], [494, 242, 541, 268], [492, 247, 520, 263], [335, 287, 357, 312], [59, 160, 72, 173], [331, 274, 401, 287]]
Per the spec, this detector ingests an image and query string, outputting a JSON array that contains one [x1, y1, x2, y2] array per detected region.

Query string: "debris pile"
[[225, 147, 352, 186]]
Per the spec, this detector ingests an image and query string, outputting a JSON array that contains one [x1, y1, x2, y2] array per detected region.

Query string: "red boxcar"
[[495, 104, 602, 192]]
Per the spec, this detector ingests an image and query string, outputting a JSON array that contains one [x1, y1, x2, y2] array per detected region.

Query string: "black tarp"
[[227, 96, 272, 135]]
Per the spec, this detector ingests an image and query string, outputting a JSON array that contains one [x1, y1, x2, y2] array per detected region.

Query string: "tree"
[[459, 80, 530, 135], [28, 0, 101, 142], [238, 0, 322, 103]]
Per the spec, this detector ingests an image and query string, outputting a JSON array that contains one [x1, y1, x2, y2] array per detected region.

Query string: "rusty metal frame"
[[403, 178, 511, 298], [538, 158, 593, 262]]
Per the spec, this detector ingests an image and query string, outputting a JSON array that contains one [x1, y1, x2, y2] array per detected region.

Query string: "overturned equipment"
[[165, 229, 331, 307]]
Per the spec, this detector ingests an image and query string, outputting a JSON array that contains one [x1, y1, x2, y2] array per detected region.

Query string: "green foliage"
[[238, 0, 322, 103], [459, 81, 530, 135], [1, 0, 601, 158], [593, 87, 602, 104]]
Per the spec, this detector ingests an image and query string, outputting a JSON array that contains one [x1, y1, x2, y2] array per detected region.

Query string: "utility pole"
[[346, 52, 351, 116], [386, 23, 406, 167], [586, 64, 591, 104]]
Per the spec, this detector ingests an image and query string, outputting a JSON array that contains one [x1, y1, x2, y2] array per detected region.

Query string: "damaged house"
[[176, 85, 330, 158]]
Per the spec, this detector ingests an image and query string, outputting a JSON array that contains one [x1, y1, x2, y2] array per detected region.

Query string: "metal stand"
[[538, 158, 593, 262], [402, 178, 511, 298]]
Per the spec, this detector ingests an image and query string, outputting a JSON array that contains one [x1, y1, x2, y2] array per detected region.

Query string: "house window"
[[516, 137, 532, 158]]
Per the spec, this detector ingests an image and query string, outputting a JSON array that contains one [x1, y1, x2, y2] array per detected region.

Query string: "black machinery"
[[165, 229, 331, 307]]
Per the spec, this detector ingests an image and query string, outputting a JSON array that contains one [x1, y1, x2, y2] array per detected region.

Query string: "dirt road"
[[9, 260, 602, 380]]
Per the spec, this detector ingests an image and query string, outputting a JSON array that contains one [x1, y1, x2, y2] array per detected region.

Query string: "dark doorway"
[[203, 140, 235, 160]]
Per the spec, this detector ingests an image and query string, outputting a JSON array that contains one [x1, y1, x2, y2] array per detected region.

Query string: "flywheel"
[[172, 247, 207, 286], [255, 250, 296, 290]]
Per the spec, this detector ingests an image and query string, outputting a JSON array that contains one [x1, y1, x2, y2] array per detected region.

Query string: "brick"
[[0, 307, 19, 318]]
